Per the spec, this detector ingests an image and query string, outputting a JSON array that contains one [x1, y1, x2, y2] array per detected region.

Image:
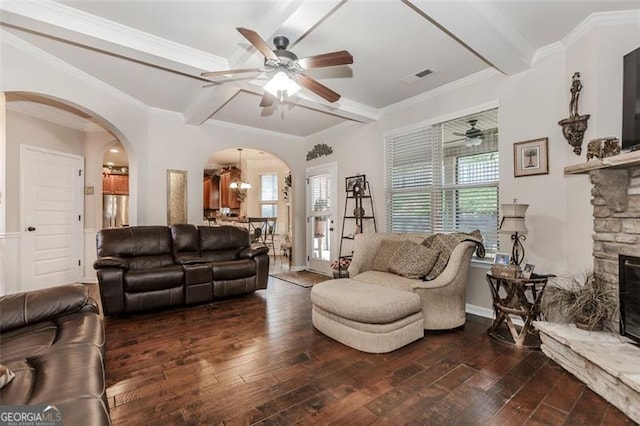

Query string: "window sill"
[[471, 258, 493, 269]]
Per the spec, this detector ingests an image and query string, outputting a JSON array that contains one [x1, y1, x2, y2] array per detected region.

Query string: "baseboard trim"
[[466, 303, 523, 326], [465, 303, 494, 319]]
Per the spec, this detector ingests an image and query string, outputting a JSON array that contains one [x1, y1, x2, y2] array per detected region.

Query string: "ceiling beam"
[[403, 0, 535, 75], [0, 0, 228, 77]]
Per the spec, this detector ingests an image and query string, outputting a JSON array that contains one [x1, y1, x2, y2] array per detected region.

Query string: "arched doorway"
[[204, 148, 293, 270], [2, 92, 133, 291]]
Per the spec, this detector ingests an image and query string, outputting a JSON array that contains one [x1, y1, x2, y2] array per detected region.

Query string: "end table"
[[485, 272, 554, 349]]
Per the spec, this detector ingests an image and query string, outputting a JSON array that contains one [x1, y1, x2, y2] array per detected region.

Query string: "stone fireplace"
[[566, 150, 640, 302], [534, 150, 640, 423]]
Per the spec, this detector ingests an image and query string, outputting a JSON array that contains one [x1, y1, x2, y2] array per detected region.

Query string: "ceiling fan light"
[[465, 136, 483, 147], [264, 71, 301, 99]]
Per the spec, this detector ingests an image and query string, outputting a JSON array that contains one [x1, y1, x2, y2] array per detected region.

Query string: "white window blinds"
[[310, 174, 330, 214], [384, 126, 433, 233], [384, 110, 500, 256]]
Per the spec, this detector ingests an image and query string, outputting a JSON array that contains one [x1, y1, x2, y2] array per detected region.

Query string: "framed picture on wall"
[[514, 137, 549, 177], [345, 174, 366, 193]]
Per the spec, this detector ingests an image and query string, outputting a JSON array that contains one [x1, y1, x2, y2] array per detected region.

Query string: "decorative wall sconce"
[[558, 72, 590, 155]]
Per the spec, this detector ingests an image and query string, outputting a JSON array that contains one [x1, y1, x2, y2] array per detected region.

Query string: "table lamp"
[[500, 201, 528, 266]]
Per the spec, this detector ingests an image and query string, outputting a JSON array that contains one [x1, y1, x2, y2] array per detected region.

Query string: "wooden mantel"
[[564, 150, 640, 175]]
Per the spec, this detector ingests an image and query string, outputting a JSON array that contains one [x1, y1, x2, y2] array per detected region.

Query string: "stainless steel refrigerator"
[[103, 194, 129, 229]]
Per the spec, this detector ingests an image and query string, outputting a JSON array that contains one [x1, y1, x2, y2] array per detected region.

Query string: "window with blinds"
[[384, 108, 499, 257], [309, 174, 331, 214], [260, 174, 278, 217]]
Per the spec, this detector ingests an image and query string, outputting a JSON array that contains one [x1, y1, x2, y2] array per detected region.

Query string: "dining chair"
[[247, 217, 267, 246], [264, 217, 277, 260]]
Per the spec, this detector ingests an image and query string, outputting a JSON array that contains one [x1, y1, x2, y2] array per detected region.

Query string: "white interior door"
[[21, 145, 84, 291], [306, 163, 337, 275]]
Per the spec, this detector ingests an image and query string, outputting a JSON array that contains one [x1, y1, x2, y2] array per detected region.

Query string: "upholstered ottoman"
[[310, 279, 424, 353]]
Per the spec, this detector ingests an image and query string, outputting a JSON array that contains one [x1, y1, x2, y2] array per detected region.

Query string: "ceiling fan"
[[453, 119, 486, 147], [201, 27, 353, 107]]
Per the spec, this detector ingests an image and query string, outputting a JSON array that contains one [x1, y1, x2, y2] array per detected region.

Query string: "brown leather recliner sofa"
[[93, 224, 269, 316], [0, 284, 110, 425]]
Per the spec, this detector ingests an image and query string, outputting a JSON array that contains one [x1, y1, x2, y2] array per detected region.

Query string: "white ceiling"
[[2, 1, 638, 137]]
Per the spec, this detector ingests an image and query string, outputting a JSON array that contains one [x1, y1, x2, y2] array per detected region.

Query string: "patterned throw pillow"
[[0, 364, 15, 389], [370, 239, 405, 272], [388, 240, 440, 279]]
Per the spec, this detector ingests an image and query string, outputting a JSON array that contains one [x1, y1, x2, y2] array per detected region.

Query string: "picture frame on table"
[[345, 175, 366, 194], [522, 263, 535, 279], [494, 253, 511, 265], [514, 137, 549, 177]]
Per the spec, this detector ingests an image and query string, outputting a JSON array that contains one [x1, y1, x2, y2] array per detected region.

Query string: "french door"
[[306, 163, 337, 275]]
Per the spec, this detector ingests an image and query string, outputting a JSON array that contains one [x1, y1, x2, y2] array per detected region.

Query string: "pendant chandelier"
[[229, 148, 251, 191]]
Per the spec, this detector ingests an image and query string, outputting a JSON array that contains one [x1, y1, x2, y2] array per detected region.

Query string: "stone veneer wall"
[[592, 166, 640, 289]]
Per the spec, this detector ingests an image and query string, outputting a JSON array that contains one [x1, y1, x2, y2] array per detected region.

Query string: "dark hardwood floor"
[[102, 278, 634, 425]]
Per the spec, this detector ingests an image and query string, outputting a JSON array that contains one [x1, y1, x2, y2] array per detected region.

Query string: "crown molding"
[[563, 9, 640, 48], [532, 9, 639, 65], [1, 29, 148, 109], [531, 42, 565, 65], [0, 0, 228, 73], [382, 67, 501, 116]]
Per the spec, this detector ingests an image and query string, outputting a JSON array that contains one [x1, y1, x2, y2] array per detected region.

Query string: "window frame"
[[259, 173, 278, 218], [384, 109, 499, 259]]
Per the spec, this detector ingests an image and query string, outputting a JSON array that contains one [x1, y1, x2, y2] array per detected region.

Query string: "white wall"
[[305, 21, 640, 313]]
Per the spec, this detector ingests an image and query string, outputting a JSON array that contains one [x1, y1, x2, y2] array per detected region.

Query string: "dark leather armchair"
[[94, 226, 184, 315], [94, 225, 269, 316], [0, 284, 110, 425]]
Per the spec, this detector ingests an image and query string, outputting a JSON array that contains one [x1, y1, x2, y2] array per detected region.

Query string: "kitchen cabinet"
[[203, 175, 220, 210], [103, 174, 129, 195], [220, 169, 241, 209]]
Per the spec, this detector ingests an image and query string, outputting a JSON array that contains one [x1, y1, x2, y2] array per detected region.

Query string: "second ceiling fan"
[[201, 27, 353, 107]]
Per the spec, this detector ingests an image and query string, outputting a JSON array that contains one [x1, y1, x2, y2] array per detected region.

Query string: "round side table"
[[485, 272, 553, 349]]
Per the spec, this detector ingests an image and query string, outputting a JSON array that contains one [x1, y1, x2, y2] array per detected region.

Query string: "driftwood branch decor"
[[306, 143, 333, 161]]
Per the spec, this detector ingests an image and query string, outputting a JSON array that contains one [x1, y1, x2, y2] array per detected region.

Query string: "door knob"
[[27, 226, 36, 232]]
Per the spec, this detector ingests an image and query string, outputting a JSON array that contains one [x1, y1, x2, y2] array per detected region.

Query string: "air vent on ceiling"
[[400, 68, 435, 84]]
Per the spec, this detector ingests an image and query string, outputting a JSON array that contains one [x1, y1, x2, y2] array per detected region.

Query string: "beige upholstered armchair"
[[347, 233, 478, 330]]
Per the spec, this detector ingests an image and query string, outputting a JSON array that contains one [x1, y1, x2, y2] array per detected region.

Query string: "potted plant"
[[541, 271, 617, 331]]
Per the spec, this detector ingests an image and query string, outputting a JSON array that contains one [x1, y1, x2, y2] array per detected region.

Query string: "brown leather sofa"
[[0, 284, 110, 425], [94, 225, 269, 316]]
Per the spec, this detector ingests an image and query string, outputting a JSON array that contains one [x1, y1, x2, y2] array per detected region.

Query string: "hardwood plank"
[[486, 360, 565, 424], [566, 387, 610, 425], [525, 402, 568, 425], [541, 370, 585, 414]]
